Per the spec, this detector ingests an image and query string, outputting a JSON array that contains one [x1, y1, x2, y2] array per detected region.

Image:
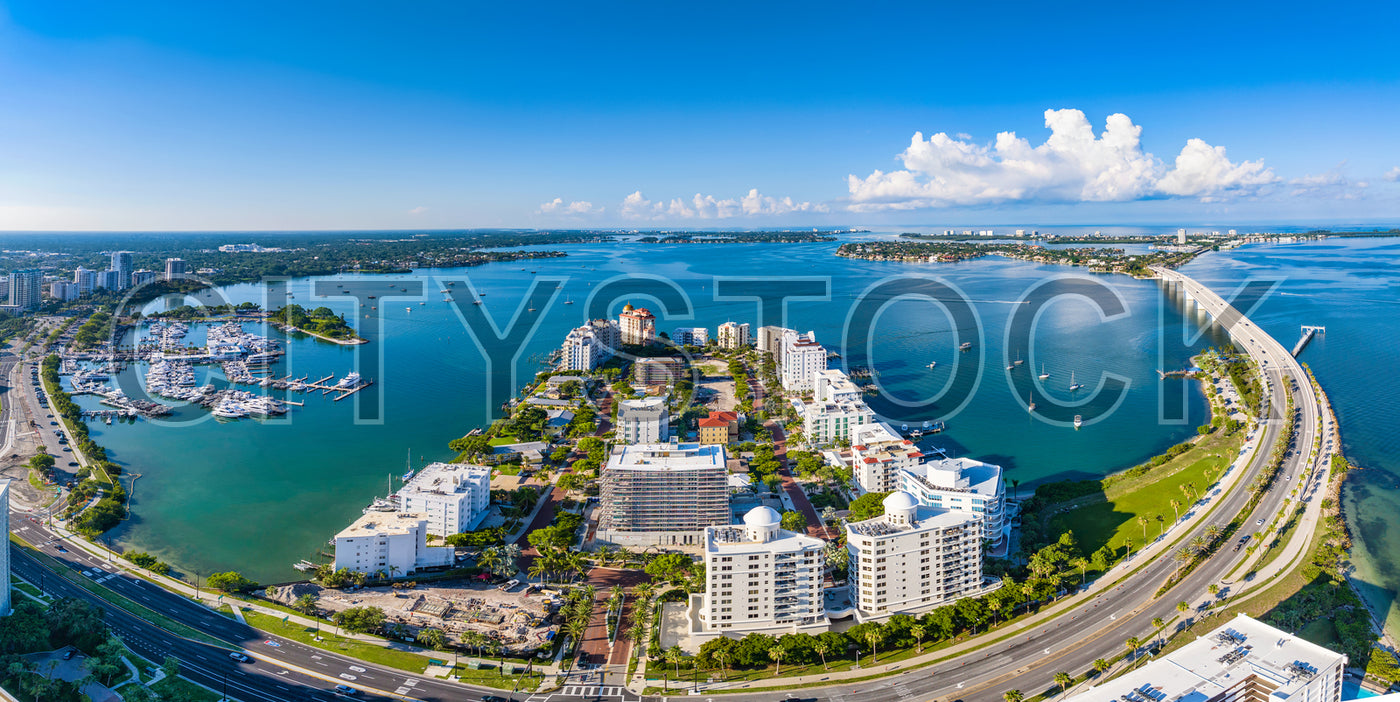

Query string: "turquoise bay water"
[[86, 239, 1236, 583], [1181, 238, 1400, 639]]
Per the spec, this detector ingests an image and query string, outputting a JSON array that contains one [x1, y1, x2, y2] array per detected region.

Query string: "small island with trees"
[[269, 303, 367, 345]]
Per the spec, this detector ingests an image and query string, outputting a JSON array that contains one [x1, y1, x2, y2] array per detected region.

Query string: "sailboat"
[[401, 448, 416, 483], [1014, 351, 1024, 366], [564, 295, 574, 305], [1038, 363, 1050, 380], [1068, 371, 1084, 392]]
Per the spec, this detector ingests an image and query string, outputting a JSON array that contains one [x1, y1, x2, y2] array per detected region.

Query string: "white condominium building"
[[672, 327, 708, 346], [899, 456, 1007, 550], [717, 321, 750, 349], [73, 266, 96, 296], [396, 462, 492, 536], [756, 325, 790, 361], [560, 319, 621, 371], [333, 511, 454, 577], [795, 369, 874, 446], [1094, 614, 1345, 702], [617, 395, 670, 444], [619, 303, 656, 345], [780, 330, 827, 393], [693, 506, 827, 635], [851, 422, 924, 494], [846, 492, 984, 622]]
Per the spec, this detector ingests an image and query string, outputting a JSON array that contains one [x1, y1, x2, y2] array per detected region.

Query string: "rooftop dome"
[[743, 505, 781, 527], [622, 302, 635, 313], [882, 491, 918, 512]]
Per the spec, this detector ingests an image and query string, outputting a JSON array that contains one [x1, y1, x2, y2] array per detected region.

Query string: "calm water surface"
[[77, 238, 1256, 583]]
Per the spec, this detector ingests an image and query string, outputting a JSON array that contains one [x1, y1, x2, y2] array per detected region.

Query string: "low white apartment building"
[[717, 321, 750, 349], [397, 462, 492, 536], [1093, 614, 1345, 702], [899, 456, 1007, 551], [851, 422, 924, 494], [845, 492, 985, 622], [813, 369, 862, 403], [333, 511, 454, 577], [691, 506, 828, 637], [560, 319, 621, 371], [617, 395, 669, 444], [780, 330, 827, 394], [672, 327, 708, 346]]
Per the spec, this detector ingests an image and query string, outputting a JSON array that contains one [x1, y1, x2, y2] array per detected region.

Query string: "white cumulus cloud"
[[847, 109, 1278, 211], [539, 198, 602, 215], [1286, 165, 1369, 200], [407, 205, 428, 215], [618, 189, 825, 220], [1385, 166, 1400, 182]]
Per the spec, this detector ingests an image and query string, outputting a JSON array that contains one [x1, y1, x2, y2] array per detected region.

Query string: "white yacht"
[[335, 372, 362, 389], [211, 400, 248, 419]]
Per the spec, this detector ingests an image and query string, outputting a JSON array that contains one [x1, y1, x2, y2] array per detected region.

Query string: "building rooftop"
[[1090, 614, 1347, 701], [336, 511, 429, 539], [607, 442, 727, 471], [845, 503, 975, 537], [903, 456, 1002, 497], [400, 462, 490, 498]]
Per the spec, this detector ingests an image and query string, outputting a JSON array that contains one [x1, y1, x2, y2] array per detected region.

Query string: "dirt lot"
[[273, 579, 563, 655]]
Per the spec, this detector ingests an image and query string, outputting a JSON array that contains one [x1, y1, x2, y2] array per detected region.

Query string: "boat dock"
[[1292, 325, 1325, 357]]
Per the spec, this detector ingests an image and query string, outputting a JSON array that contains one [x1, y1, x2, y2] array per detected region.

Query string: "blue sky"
[[2, 1, 1398, 230]]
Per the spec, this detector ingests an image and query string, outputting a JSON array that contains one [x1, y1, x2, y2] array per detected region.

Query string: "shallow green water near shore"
[[79, 237, 1236, 583]]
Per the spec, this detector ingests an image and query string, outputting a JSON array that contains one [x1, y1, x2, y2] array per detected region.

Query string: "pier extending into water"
[[1292, 325, 1325, 357]]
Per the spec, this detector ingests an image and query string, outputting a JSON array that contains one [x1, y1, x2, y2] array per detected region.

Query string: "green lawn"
[[149, 676, 221, 702], [488, 435, 521, 446], [1049, 430, 1244, 555]]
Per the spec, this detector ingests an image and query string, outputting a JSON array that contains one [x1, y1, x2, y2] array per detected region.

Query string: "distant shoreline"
[[270, 321, 368, 346]]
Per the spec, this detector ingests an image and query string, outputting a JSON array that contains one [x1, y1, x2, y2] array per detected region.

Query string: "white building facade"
[[560, 319, 621, 372], [396, 462, 492, 536], [617, 395, 669, 444], [333, 511, 454, 577], [780, 330, 827, 393], [672, 327, 708, 346], [692, 506, 828, 636], [851, 422, 924, 494], [619, 304, 656, 345], [846, 492, 986, 622], [899, 456, 1007, 551], [717, 321, 750, 349], [795, 370, 874, 446]]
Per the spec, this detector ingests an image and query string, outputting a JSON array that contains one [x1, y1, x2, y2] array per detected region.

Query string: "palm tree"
[[1093, 658, 1110, 676], [988, 599, 1003, 627], [1137, 515, 1148, 540], [1190, 534, 1208, 555], [715, 648, 731, 681], [596, 545, 615, 567], [768, 645, 786, 675], [1156, 514, 1166, 536], [1071, 557, 1089, 586], [1003, 690, 1024, 702], [1152, 617, 1165, 648], [1205, 524, 1223, 542], [1125, 636, 1141, 666], [1054, 671, 1073, 697], [1170, 498, 1182, 523], [1174, 547, 1193, 574], [666, 646, 685, 689], [1207, 583, 1220, 598], [910, 625, 926, 654], [1011, 478, 1021, 500], [813, 642, 829, 671], [1176, 600, 1190, 614], [479, 547, 504, 576], [864, 628, 884, 664]]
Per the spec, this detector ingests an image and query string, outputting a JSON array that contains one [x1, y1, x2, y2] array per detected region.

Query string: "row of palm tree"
[[528, 549, 589, 584]]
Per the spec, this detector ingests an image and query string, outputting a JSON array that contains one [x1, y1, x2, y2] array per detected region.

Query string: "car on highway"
[[481, 696, 511, 702], [1256, 518, 1265, 526], [334, 685, 359, 696], [229, 652, 249, 662], [56, 546, 67, 553]]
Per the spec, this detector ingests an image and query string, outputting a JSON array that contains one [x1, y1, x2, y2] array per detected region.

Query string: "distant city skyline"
[[1, 1, 1398, 230]]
